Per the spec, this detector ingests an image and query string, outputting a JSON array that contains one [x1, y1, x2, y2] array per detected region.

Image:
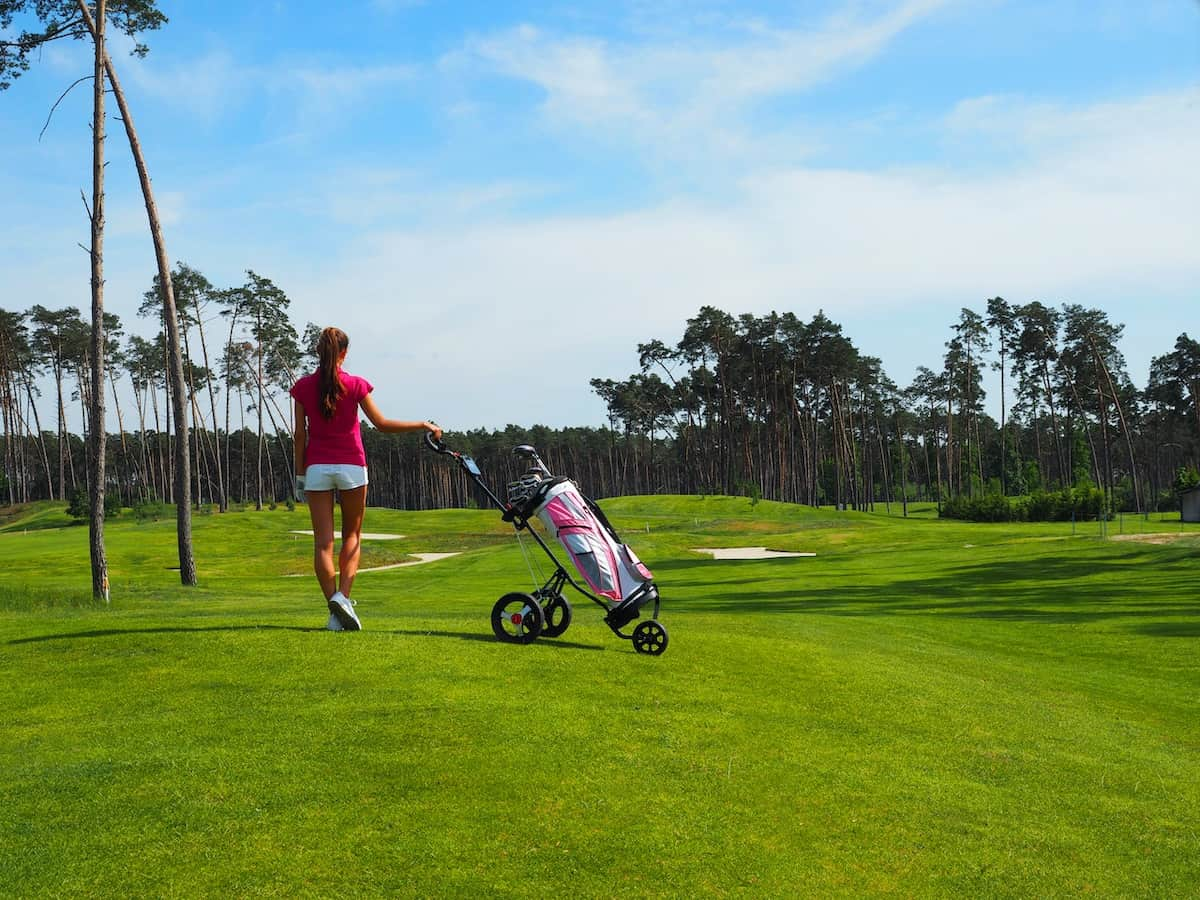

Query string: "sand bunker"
[[693, 547, 815, 560], [1110, 533, 1196, 545], [290, 530, 405, 540]]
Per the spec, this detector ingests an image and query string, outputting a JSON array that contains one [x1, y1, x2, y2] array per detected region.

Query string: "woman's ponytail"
[[316, 327, 349, 420]]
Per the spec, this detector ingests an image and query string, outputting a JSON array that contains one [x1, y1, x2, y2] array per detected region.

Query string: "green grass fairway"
[[2, 498, 1198, 897]]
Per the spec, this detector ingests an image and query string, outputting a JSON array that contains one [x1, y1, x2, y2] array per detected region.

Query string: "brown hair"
[[316, 327, 349, 420]]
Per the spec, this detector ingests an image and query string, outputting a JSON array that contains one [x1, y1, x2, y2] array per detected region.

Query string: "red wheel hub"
[[510, 613, 523, 625]]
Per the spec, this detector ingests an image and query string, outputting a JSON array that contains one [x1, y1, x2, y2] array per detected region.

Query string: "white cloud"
[[120, 47, 243, 123], [278, 62, 416, 110], [110, 29, 415, 125], [448, 0, 952, 158], [318, 170, 545, 227], [288, 86, 1198, 427]]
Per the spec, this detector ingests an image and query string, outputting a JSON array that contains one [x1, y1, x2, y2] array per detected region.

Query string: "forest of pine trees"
[[2, 269, 1199, 517]]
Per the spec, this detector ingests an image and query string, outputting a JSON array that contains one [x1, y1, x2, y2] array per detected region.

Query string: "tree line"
[[0, 264, 301, 513], [590, 303, 1199, 515], [4, 286, 1199, 518]]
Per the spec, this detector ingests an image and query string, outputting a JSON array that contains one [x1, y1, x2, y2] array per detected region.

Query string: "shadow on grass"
[[386, 628, 605, 651], [662, 547, 1200, 633], [9, 624, 607, 651], [1133, 622, 1200, 638], [9, 624, 325, 644], [0, 521, 79, 534]]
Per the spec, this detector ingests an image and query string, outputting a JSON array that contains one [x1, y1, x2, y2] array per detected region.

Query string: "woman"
[[291, 327, 442, 631]]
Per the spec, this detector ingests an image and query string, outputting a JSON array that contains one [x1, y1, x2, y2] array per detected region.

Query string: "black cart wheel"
[[491, 592, 544, 644], [539, 595, 573, 638], [632, 620, 668, 656]]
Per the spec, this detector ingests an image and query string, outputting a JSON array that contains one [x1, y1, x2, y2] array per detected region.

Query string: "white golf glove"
[[295, 475, 306, 502]]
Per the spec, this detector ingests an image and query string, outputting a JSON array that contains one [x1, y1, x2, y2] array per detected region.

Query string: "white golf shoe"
[[326, 612, 344, 631], [327, 592, 362, 631]]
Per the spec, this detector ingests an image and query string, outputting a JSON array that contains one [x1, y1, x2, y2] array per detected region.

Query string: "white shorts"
[[305, 464, 369, 491]]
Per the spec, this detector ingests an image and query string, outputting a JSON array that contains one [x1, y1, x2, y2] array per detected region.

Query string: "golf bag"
[[508, 476, 657, 627], [427, 435, 667, 654]]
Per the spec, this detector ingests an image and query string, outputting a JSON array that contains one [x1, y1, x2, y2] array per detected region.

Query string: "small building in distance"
[[1183, 485, 1200, 523]]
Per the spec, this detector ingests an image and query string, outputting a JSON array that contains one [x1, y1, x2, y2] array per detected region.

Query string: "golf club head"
[[512, 444, 553, 477]]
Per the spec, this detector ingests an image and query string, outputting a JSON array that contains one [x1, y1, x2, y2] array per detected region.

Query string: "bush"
[[1174, 465, 1200, 494], [67, 487, 121, 521], [941, 485, 1109, 523], [132, 500, 172, 522], [941, 493, 1016, 522]]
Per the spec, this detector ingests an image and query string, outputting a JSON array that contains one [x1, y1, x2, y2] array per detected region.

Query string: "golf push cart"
[[426, 435, 668, 655]]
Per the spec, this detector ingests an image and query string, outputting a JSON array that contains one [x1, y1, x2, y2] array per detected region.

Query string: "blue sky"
[[2, 0, 1197, 431]]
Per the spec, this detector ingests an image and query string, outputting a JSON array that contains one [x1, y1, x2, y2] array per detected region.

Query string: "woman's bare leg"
[[337, 486, 367, 599], [307, 489, 338, 600]]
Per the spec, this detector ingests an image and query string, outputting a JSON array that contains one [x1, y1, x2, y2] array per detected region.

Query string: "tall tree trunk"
[[132, 378, 151, 501], [1040, 362, 1065, 487], [256, 334, 264, 511], [148, 380, 164, 501], [1, 371, 14, 505], [945, 390, 954, 498], [961, 383, 969, 496], [1190, 377, 1200, 449], [54, 359, 66, 500], [108, 367, 129, 506], [160, 328, 171, 500], [875, 415, 891, 514], [1065, 377, 1101, 489], [194, 304, 225, 510], [1097, 380, 1112, 503], [1032, 404, 1045, 490], [239, 389, 247, 501], [998, 346, 1007, 495], [181, 323, 202, 506], [20, 371, 54, 498], [223, 320, 238, 510], [79, 2, 196, 584], [1090, 337, 1142, 514], [85, 0, 109, 602], [934, 419, 944, 513]]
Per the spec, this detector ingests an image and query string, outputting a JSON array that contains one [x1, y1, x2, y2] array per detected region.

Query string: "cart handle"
[[424, 431, 498, 502]]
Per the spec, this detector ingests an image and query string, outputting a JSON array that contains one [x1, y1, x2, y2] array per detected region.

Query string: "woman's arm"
[[360, 394, 442, 439], [293, 400, 307, 474]]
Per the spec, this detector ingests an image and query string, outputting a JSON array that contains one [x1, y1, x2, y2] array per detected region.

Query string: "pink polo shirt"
[[290, 370, 374, 466]]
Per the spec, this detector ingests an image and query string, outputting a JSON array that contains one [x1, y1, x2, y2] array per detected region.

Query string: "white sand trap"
[[290, 530, 405, 540], [693, 547, 815, 560], [282, 551, 460, 577], [1111, 533, 1197, 544]]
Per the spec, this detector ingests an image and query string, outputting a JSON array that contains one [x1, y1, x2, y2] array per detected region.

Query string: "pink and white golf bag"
[[529, 480, 655, 609]]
